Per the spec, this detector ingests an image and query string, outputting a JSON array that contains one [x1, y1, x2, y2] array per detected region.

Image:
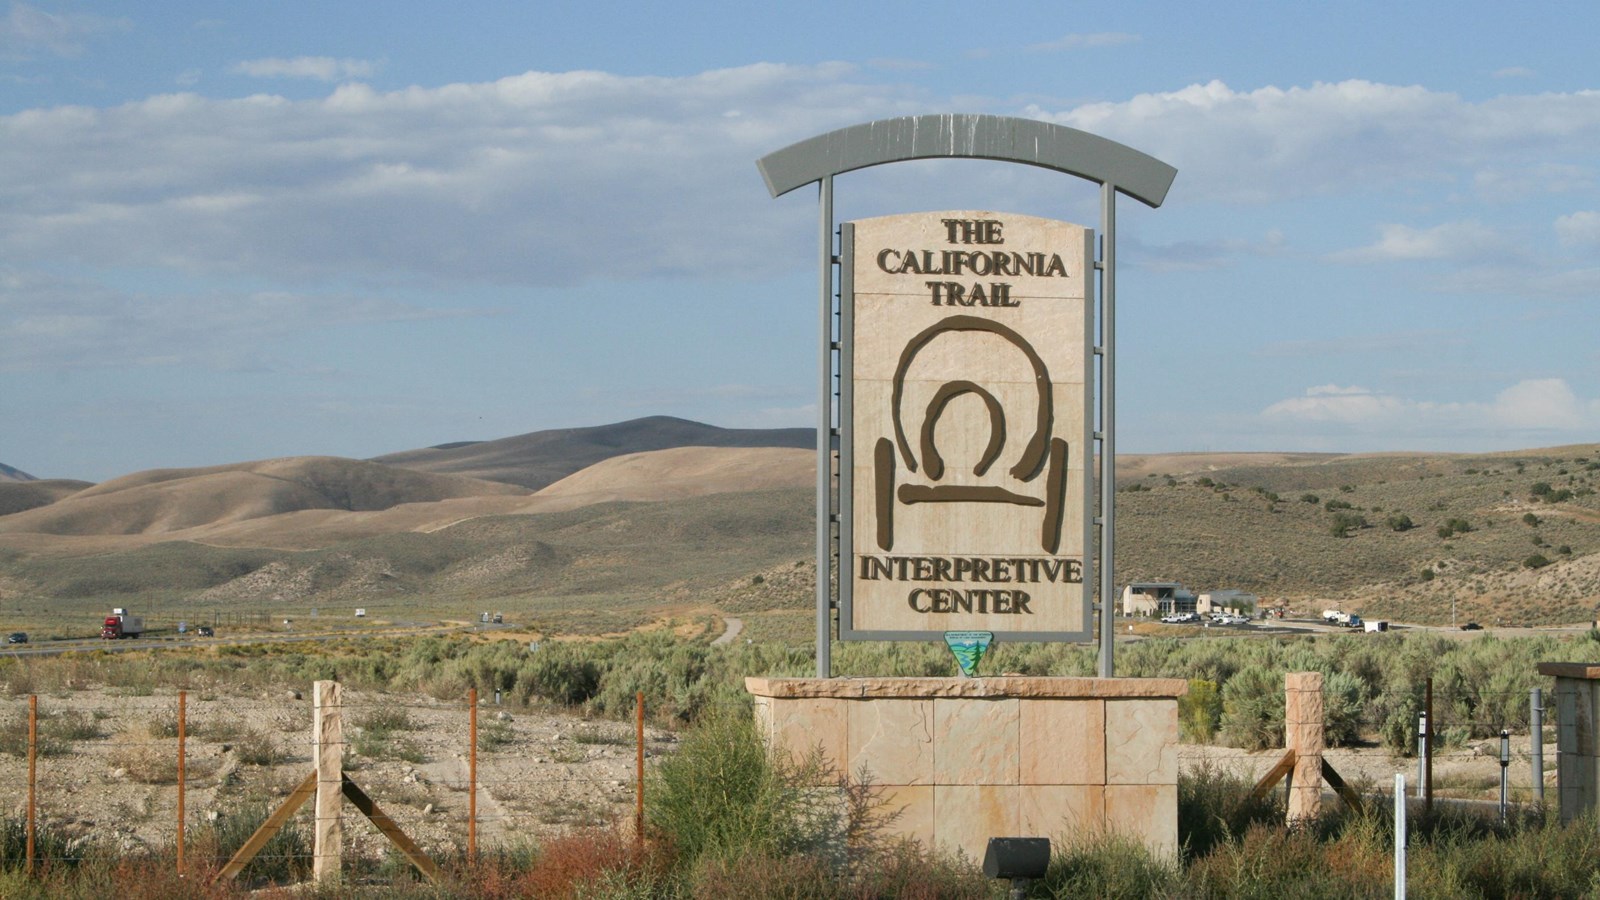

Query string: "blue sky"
[[2, 1, 1597, 482]]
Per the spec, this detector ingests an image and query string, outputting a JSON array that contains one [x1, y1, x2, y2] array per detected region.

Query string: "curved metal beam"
[[757, 114, 1176, 208]]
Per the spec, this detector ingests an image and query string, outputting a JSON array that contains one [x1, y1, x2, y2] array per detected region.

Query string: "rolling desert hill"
[[0, 456, 527, 538], [0, 418, 1595, 635], [531, 446, 813, 506], [0, 479, 93, 517], [371, 415, 814, 490]]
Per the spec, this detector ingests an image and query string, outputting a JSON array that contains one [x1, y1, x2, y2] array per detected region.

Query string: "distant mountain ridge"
[[372, 415, 815, 490], [0, 463, 37, 482]]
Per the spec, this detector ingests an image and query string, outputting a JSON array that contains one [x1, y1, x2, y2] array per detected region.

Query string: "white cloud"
[[0, 2, 128, 61], [232, 56, 380, 82], [1556, 211, 1600, 247], [1331, 220, 1504, 263], [1026, 80, 1600, 204], [1262, 379, 1597, 441], [0, 63, 884, 286]]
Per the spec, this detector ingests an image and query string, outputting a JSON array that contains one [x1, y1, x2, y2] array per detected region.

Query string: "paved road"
[[711, 616, 744, 647]]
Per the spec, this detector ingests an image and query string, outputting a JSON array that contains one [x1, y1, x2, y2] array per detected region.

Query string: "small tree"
[[1386, 514, 1414, 532], [1329, 512, 1367, 537]]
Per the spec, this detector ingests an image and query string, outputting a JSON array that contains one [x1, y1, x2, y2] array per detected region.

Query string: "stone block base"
[[746, 676, 1186, 861]]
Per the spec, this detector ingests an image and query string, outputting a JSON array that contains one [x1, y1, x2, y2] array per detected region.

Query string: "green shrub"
[[0, 815, 90, 871], [1219, 667, 1285, 750], [1523, 554, 1551, 569], [205, 801, 310, 883], [1328, 512, 1367, 537], [526, 648, 603, 705], [1386, 513, 1414, 531], [1178, 762, 1283, 860], [1043, 831, 1181, 898], [1180, 678, 1222, 743], [647, 709, 863, 868]]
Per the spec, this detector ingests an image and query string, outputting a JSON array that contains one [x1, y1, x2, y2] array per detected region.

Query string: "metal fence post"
[[468, 688, 477, 860], [1416, 712, 1427, 798], [26, 694, 37, 878], [1394, 773, 1406, 900], [177, 690, 187, 871], [635, 691, 645, 844]]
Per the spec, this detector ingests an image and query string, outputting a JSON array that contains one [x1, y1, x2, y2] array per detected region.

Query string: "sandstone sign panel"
[[841, 211, 1094, 641]]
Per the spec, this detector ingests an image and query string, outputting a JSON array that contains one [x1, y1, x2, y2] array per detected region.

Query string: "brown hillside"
[[0, 456, 527, 537], [1117, 452, 1346, 480], [0, 479, 93, 517], [373, 415, 814, 490], [530, 446, 812, 505]]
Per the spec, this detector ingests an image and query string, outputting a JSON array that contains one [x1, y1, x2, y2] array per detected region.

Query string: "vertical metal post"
[[1416, 712, 1427, 798], [635, 690, 646, 843], [1424, 679, 1434, 814], [1096, 182, 1117, 679], [177, 690, 187, 871], [816, 174, 834, 679], [1393, 773, 1407, 900], [1531, 687, 1545, 805], [468, 688, 477, 860], [26, 694, 36, 878]]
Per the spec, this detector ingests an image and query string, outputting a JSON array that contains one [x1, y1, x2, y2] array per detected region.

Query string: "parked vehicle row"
[[1160, 611, 1252, 626]]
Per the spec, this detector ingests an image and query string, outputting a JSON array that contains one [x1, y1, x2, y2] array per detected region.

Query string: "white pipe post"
[[1394, 773, 1407, 900]]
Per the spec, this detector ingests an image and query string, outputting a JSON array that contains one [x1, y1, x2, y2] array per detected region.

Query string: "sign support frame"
[[760, 114, 1175, 678]]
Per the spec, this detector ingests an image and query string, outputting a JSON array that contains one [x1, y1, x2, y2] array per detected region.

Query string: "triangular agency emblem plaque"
[[944, 631, 994, 677]]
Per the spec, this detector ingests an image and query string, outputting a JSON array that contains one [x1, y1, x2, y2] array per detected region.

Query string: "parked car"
[[6, 632, 27, 644], [1460, 622, 1483, 631], [196, 626, 214, 637]]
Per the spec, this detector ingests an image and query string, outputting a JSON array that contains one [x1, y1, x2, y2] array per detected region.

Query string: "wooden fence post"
[[1285, 671, 1325, 823], [313, 680, 343, 884]]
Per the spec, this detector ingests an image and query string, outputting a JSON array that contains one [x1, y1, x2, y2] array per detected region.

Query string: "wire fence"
[[0, 686, 670, 875]]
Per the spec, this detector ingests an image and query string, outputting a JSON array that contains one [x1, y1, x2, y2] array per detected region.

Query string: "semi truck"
[[101, 608, 144, 639]]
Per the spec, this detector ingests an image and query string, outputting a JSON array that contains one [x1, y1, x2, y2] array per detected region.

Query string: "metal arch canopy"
[[757, 114, 1176, 208]]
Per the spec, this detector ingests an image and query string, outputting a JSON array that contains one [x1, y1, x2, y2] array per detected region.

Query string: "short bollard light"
[[983, 837, 1050, 900], [1499, 729, 1511, 823]]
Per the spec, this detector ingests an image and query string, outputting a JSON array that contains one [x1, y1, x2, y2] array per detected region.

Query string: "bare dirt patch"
[[0, 685, 671, 861]]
